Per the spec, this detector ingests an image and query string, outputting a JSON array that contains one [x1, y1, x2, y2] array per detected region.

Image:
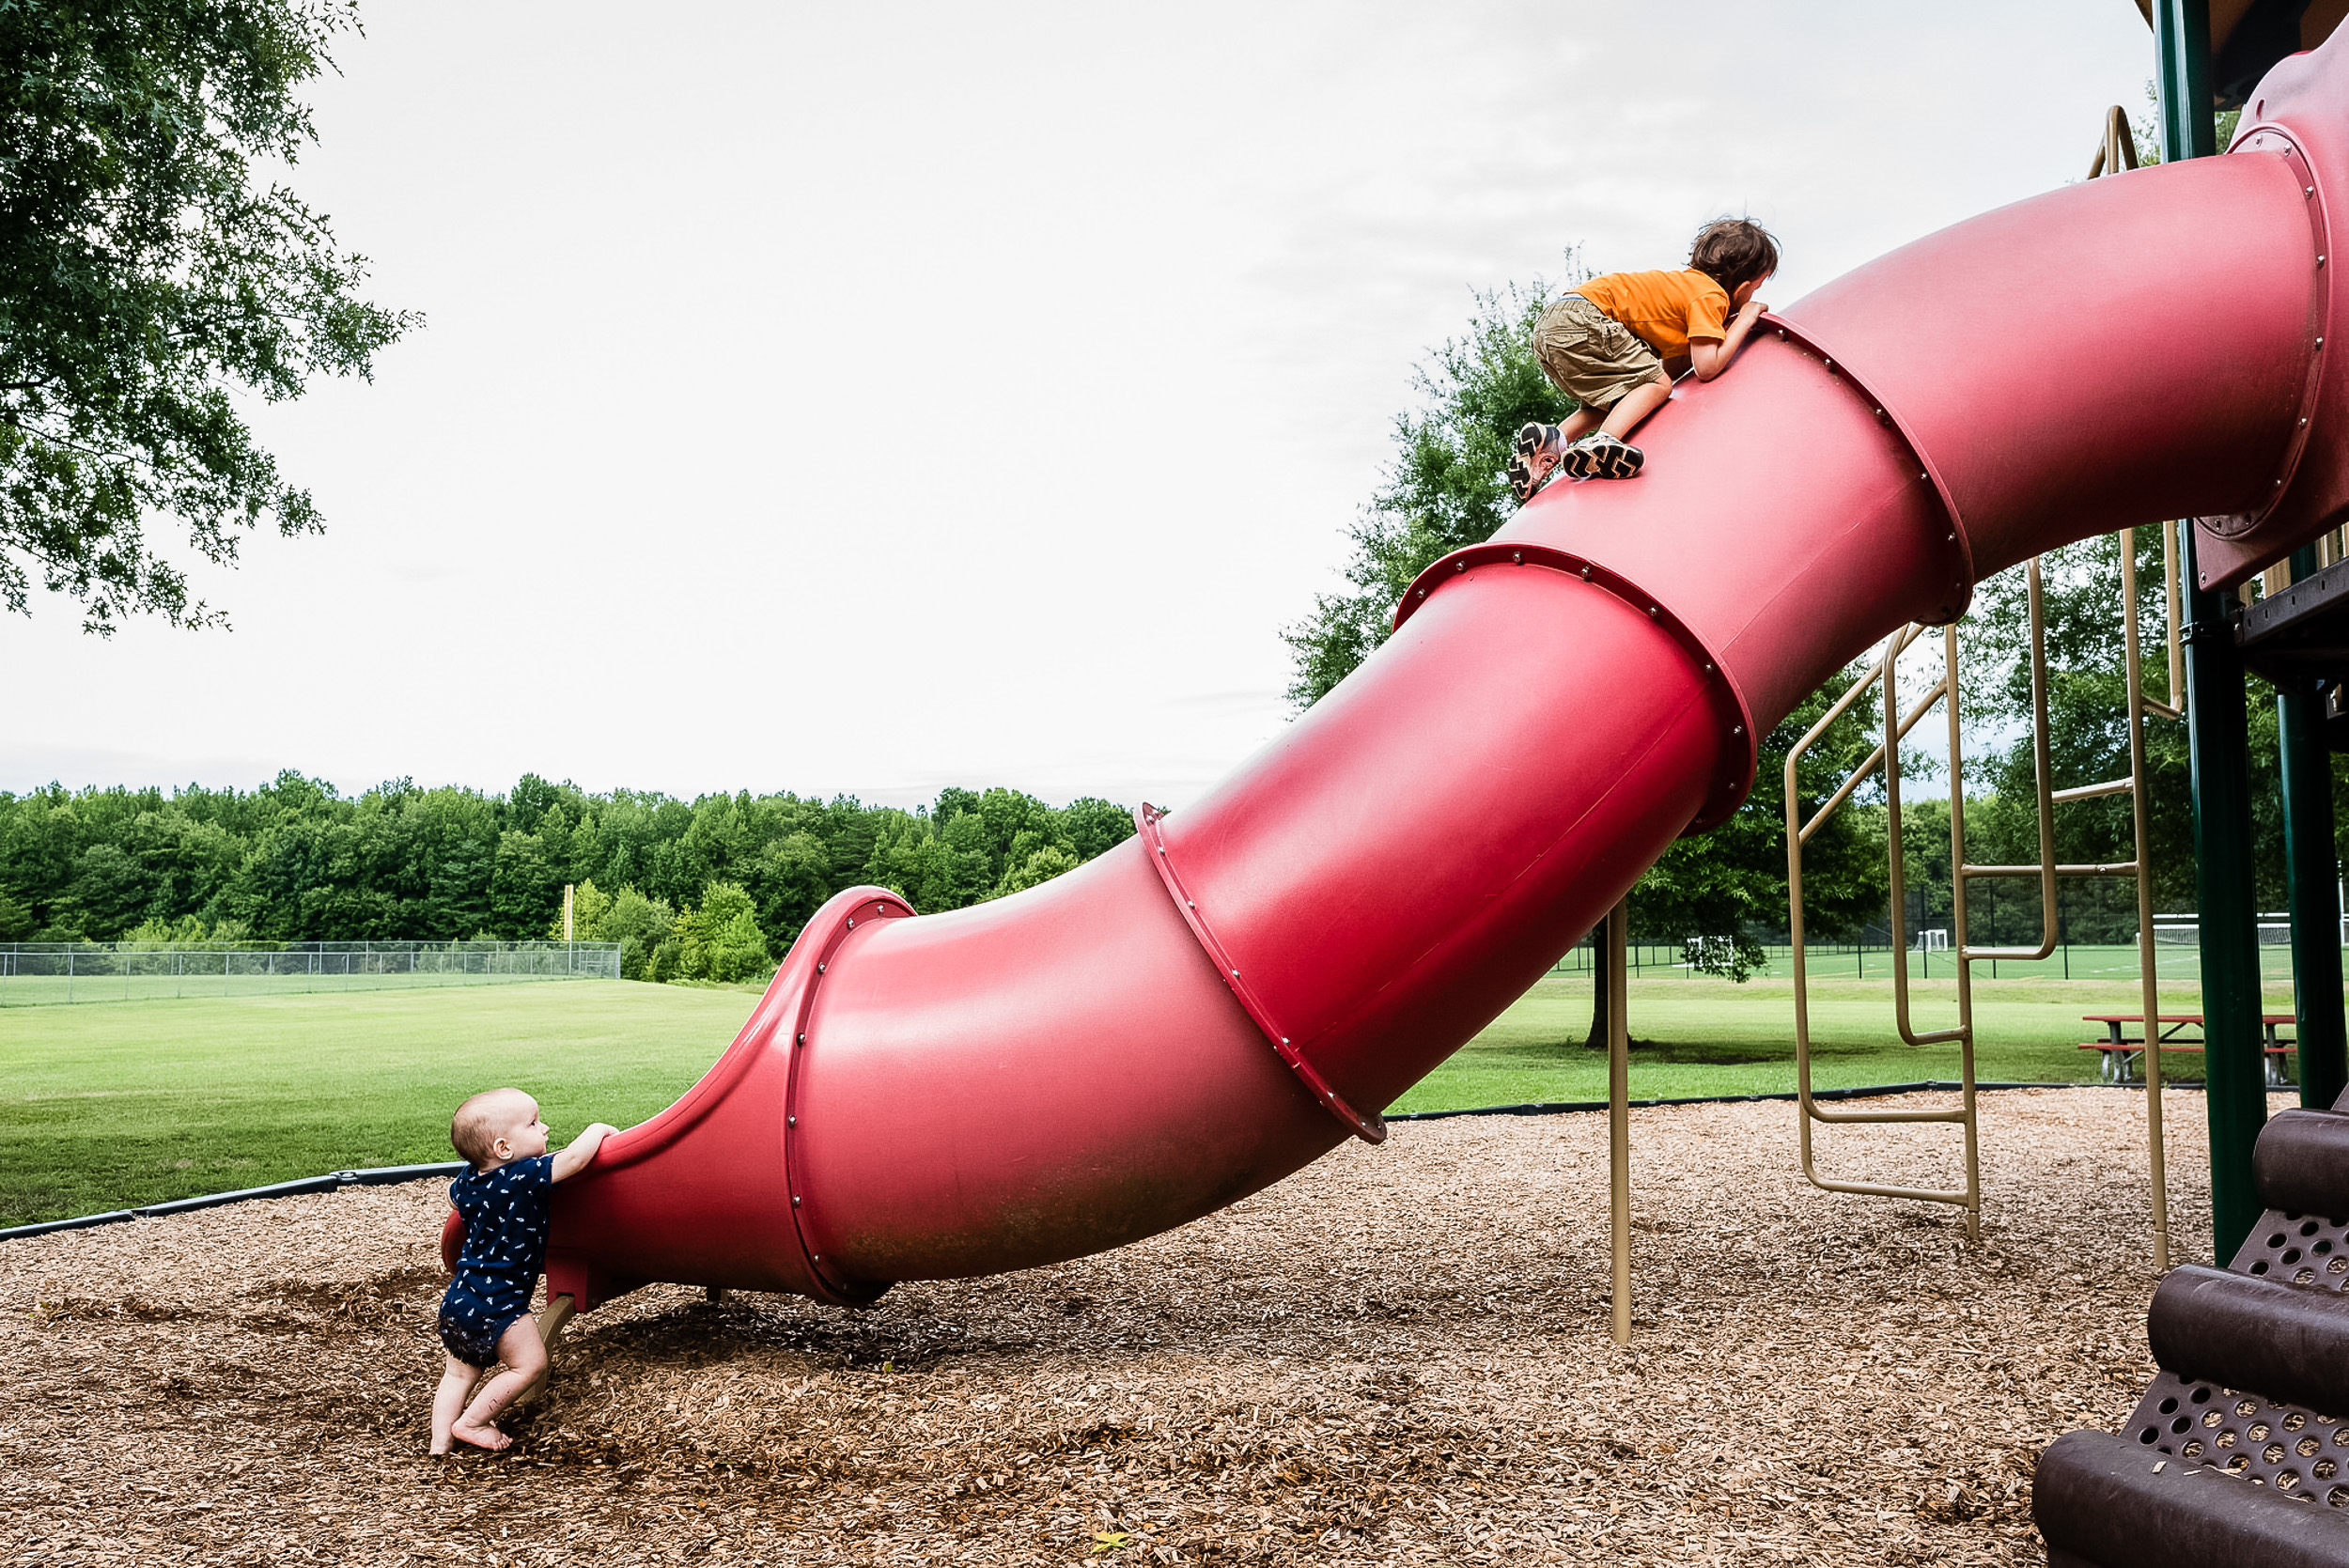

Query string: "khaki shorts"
[[1532, 294, 1666, 412]]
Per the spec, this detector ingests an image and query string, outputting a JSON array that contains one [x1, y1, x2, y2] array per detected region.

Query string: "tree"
[[674, 880, 770, 985], [0, 0, 418, 632], [1282, 277, 1578, 706], [601, 886, 677, 982], [1958, 531, 2313, 939]]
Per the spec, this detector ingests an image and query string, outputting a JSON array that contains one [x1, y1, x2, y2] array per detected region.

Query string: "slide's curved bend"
[[517, 39, 2349, 1312]]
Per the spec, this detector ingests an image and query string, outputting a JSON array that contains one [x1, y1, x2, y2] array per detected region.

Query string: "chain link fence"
[[0, 940, 622, 1007]]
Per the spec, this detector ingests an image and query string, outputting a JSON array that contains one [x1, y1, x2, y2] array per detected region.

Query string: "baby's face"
[[490, 1095, 552, 1163]]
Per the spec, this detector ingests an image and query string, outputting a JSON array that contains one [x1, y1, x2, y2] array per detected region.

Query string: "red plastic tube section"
[[521, 61, 2328, 1310]]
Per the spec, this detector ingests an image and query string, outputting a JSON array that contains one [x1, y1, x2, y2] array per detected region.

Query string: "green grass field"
[[0, 983, 751, 1227], [0, 964, 2312, 1227], [1383, 969, 2295, 1111]]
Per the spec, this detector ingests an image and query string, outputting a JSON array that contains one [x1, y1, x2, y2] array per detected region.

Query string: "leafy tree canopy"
[[1281, 276, 1577, 708], [0, 773, 1137, 982], [0, 0, 418, 632]]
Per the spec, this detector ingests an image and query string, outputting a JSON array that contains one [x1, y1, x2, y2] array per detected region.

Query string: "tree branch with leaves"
[[0, 0, 418, 632]]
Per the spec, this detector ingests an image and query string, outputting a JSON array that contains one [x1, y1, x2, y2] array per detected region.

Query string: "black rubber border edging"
[[1, 1160, 464, 1242], [2, 1079, 2202, 1241]]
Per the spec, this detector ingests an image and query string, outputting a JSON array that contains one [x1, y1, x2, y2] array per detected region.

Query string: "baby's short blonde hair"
[[451, 1087, 530, 1167]]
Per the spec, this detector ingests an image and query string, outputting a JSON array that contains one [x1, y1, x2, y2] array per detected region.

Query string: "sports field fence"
[[1545, 936, 2332, 986], [0, 940, 622, 1007]]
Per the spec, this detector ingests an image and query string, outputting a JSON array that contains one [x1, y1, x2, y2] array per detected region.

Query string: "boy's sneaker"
[[1507, 422, 1565, 505], [1566, 430, 1645, 480]]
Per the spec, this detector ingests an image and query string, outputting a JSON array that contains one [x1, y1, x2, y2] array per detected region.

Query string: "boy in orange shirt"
[[1508, 217, 1779, 500]]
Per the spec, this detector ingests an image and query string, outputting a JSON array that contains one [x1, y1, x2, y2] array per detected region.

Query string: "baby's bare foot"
[[449, 1421, 510, 1452]]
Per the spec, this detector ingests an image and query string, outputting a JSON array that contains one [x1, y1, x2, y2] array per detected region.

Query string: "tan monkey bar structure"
[[1782, 532, 2183, 1264]]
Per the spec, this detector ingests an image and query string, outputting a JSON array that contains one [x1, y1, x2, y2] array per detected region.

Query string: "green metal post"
[[2280, 545, 2347, 1110], [2156, 0, 2218, 163], [2179, 525, 2271, 1259], [2161, 0, 2266, 1262]]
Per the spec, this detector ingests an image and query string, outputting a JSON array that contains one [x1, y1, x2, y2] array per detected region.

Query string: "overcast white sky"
[[4, 2, 2155, 810]]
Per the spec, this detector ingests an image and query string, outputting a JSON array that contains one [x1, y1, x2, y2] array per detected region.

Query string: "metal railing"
[[1775, 112, 2186, 1265], [1781, 529, 2181, 1262], [0, 940, 622, 1006]]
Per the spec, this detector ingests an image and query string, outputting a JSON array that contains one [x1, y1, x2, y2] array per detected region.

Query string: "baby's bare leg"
[[449, 1315, 550, 1452], [430, 1356, 483, 1455]]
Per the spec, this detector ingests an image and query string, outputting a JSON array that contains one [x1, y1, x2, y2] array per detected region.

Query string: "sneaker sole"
[[1558, 442, 1600, 480], [1591, 441, 1644, 479], [1509, 423, 1566, 503], [1505, 453, 1539, 505]]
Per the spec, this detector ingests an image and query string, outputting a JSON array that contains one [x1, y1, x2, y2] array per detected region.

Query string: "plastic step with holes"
[[2258, 1110, 2349, 1222], [2035, 1429, 2349, 1566], [2148, 1265, 2349, 1418]]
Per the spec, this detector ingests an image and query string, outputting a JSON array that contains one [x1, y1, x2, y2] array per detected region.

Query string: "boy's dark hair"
[[1688, 218, 1779, 295]]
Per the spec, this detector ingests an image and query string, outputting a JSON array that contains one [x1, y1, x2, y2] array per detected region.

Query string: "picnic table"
[[2079, 1013, 2297, 1087]]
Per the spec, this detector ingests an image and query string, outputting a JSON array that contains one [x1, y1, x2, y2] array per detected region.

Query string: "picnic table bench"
[[2079, 1013, 2297, 1087]]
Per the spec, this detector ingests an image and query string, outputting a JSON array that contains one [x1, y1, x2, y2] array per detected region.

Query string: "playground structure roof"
[[2133, 0, 2349, 103]]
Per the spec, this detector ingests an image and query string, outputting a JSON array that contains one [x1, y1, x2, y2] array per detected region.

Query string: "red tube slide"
[[470, 38, 2349, 1312]]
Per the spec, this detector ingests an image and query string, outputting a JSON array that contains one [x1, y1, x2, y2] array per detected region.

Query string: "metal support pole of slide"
[[1607, 898, 1631, 1346], [2180, 521, 2271, 1259], [2158, 0, 2268, 1263], [2279, 548, 2348, 1110]]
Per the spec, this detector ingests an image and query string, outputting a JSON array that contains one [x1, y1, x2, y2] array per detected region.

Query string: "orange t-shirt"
[[1572, 270, 1732, 360]]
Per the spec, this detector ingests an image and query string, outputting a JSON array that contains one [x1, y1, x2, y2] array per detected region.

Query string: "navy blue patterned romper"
[[439, 1153, 556, 1367]]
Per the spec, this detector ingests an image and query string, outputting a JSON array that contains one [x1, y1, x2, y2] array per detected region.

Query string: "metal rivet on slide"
[[1648, 606, 1659, 617], [1776, 328, 1785, 339], [1231, 968, 1241, 978], [1512, 551, 1522, 564], [1733, 725, 1744, 736], [797, 1032, 806, 1045], [1579, 566, 1593, 580], [792, 1195, 801, 1206], [846, 918, 854, 929], [786, 1115, 796, 1126], [1455, 560, 1466, 573], [817, 962, 825, 973], [1417, 588, 1426, 598], [1703, 663, 1715, 674]]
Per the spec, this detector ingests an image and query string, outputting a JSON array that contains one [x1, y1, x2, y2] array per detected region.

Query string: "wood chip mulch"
[[1, 1087, 2256, 1566]]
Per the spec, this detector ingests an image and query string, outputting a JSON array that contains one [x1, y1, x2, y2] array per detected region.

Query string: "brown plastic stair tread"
[[2149, 1264, 2349, 1420], [2121, 1370, 2349, 1505], [2257, 1110, 2349, 1222], [2033, 1429, 2349, 1567]]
